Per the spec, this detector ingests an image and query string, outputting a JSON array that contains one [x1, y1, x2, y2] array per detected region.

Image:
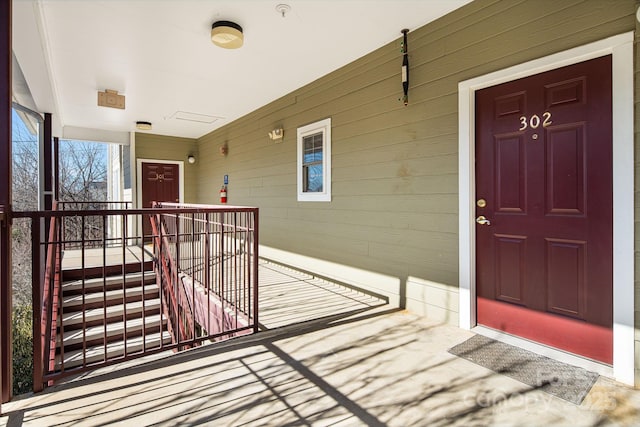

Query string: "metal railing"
[[14, 201, 259, 391], [58, 201, 133, 211], [152, 202, 259, 345], [58, 201, 133, 250]]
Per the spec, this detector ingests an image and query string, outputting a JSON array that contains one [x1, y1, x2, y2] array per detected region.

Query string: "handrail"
[[57, 201, 132, 210], [149, 210, 194, 348]]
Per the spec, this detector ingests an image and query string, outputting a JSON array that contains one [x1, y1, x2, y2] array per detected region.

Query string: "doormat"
[[448, 334, 599, 405]]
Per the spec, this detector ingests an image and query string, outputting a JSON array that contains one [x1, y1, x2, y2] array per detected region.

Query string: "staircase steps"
[[55, 268, 173, 371], [58, 313, 166, 348], [61, 271, 156, 295], [56, 331, 173, 369], [62, 284, 160, 311], [61, 298, 162, 330]]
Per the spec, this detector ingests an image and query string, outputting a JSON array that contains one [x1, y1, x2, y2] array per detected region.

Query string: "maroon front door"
[[475, 56, 613, 363], [141, 162, 180, 238]]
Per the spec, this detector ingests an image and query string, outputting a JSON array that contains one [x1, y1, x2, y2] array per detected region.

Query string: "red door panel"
[[546, 124, 586, 215], [475, 56, 613, 364], [141, 162, 180, 238], [494, 234, 526, 305], [495, 133, 526, 213]]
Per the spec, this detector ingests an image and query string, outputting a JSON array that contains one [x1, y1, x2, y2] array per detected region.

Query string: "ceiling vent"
[[97, 89, 125, 109], [168, 111, 223, 124]]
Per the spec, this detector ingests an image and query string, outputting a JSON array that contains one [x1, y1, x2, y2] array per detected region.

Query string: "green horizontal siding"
[[135, 133, 198, 203], [196, 0, 635, 326]]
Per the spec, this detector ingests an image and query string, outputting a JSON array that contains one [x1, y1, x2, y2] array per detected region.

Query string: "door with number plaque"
[[475, 56, 613, 364], [141, 162, 180, 239]]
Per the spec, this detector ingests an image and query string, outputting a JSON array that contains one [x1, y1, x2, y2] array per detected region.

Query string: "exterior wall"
[[196, 0, 635, 328], [134, 133, 198, 203]]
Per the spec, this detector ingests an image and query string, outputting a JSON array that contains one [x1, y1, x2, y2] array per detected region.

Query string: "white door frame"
[[458, 32, 635, 385], [136, 158, 185, 208]]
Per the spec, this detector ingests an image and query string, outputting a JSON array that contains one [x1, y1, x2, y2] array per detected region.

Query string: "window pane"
[[304, 164, 323, 192], [304, 151, 322, 163], [303, 133, 323, 164]]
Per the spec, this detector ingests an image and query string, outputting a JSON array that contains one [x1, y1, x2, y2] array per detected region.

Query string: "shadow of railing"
[[3, 303, 603, 427]]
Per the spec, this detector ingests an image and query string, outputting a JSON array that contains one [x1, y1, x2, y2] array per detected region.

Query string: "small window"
[[297, 118, 331, 202]]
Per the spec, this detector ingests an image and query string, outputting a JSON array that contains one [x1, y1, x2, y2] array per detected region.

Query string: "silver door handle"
[[476, 215, 491, 226]]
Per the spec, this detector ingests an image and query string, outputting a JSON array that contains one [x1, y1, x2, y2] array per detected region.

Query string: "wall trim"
[[458, 32, 635, 385]]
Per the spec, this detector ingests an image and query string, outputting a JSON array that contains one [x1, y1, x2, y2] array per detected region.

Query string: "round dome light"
[[211, 21, 244, 49]]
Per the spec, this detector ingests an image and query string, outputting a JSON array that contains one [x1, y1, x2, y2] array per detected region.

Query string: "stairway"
[[55, 264, 173, 370]]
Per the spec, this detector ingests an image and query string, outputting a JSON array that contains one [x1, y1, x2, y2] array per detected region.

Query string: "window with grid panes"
[[297, 118, 331, 201]]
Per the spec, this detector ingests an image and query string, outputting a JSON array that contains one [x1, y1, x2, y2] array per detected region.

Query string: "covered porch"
[[3, 0, 640, 424], [2, 302, 639, 426]]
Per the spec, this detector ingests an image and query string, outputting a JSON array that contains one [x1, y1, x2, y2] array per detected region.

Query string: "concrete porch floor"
[[2, 262, 639, 426]]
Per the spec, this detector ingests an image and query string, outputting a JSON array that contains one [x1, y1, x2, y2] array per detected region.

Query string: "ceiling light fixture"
[[136, 121, 152, 131], [211, 21, 244, 49]]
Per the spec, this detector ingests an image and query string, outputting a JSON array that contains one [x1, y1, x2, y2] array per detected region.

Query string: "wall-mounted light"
[[211, 21, 244, 49], [136, 121, 152, 131], [219, 143, 228, 156], [268, 128, 284, 142], [187, 155, 196, 164]]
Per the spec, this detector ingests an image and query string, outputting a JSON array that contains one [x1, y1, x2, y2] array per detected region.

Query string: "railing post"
[[31, 218, 43, 393], [43, 113, 52, 213], [253, 209, 259, 333], [53, 137, 59, 201], [0, 0, 13, 406]]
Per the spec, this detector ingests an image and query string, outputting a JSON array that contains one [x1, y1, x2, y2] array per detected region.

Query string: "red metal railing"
[[152, 202, 259, 344], [149, 210, 194, 349], [37, 201, 63, 389], [58, 201, 132, 249], [14, 202, 259, 391]]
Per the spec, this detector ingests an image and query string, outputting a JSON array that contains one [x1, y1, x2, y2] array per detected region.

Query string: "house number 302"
[[518, 112, 552, 131]]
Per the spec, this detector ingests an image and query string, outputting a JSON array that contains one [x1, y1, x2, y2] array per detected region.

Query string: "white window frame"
[[297, 118, 331, 202]]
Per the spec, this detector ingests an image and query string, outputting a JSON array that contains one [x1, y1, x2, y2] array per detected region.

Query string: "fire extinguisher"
[[220, 185, 227, 204]]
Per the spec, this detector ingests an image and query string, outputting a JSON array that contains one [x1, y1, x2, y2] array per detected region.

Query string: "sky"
[[11, 107, 108, 157]]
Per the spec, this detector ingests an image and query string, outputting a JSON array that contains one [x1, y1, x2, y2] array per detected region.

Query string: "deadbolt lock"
[[476, 199, 487, 208]]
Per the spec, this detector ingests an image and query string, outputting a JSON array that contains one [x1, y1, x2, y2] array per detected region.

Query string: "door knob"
[[476, 215, 491, 226]]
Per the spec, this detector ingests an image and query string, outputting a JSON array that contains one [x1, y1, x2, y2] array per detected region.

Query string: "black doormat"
[[448, 334, 599, 405]]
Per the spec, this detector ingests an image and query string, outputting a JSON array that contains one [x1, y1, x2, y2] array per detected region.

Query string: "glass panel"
[[12, 108, 39, 211], [303, 133, 323, 164], [304, 164, 323, 192]]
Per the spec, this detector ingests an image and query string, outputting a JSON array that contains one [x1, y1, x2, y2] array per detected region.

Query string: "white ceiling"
[[12, 0, 472, 141]]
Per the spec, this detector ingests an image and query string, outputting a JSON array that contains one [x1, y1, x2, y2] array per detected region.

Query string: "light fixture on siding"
[[136, 121, 152, 131], [268, 128, 284, 142], [211, 21, 244, 49], [188, 155, 196, 164], [400, 28, 409, 106]]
